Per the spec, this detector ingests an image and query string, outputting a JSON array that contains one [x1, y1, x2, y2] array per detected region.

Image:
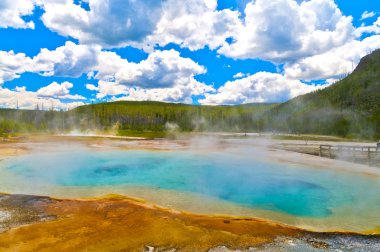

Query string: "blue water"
[[4, 149, 363, 218]]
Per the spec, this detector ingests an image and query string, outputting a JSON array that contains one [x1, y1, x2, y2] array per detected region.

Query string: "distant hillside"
[[70, 101, 276, 134], [267, 49, 380, 139], [0, 102, 276, 137]]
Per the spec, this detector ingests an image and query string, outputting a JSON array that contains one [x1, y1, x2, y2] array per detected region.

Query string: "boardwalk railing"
[[319, 145, 380, 166]]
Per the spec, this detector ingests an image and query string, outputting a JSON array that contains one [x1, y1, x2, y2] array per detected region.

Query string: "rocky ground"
[[0, 194, 56, 233]]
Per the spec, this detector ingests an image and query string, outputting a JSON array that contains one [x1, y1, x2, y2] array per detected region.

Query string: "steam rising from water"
[[1, 137, 380, 232]]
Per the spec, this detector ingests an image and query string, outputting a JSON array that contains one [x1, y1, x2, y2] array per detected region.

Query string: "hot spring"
[[1, 140, 380, 233]]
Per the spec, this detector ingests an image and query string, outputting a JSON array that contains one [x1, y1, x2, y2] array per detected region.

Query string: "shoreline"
[[3, 191, 380, 236]]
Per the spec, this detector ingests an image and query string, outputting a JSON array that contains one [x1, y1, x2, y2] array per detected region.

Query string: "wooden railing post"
[[329, 146, 332, 158], [368, 147, 371, 165], [317, 145, 379, 167]]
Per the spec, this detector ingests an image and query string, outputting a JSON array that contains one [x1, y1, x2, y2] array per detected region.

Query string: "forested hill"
[[267, 49, 380, 139], [0, 102, 276, 137], [1, 50, 380, 139], [71, 101, 275, 133]]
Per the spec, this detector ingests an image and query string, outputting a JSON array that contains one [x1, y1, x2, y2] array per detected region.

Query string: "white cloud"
[[0, 42, 99, 85], [38, 0, 240, 51], [90, 49, 215, 103], [1, 44, 214, 104], [95, 49, 207, 89], [145, 0, 240, 51], [355, 17, 380, 36], [200, 72, 328, 105], [85, 83, 99, 91], [0, 0, 36, 29], [36, 81, 85, 100], [93, 51, 128, 81], [218, 0, 354, 62], [95, 80, 128, 99], [284, 35, 380, 81], [233, 72, 249, 79], [40, 0, 164, 48], [0, 50, 33, 84], [93, 78, 215, 104], [0, 86, 85, 110], [32, 41, 100, 77], [113, 80, 215, 103], [7, 0, 375, 75], [114, 50, 206, 88], [361, 11, 376, 21]]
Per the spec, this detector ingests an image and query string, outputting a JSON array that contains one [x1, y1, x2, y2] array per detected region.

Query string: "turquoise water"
[[3, 147, 371, 219]]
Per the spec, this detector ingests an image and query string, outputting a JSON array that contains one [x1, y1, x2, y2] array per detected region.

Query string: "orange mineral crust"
[[0, 195, 302, 252]]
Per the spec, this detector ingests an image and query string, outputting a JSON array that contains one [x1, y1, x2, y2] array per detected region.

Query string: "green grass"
[[272, 134, 349, 142]]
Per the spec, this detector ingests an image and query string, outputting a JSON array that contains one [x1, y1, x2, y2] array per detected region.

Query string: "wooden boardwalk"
[[319, 145, 380, 166]]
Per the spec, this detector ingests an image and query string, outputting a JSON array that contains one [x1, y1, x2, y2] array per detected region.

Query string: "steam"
[[61, 129, 98, 137], [2, 134, 380, 233], [165, 122, 179, 133]]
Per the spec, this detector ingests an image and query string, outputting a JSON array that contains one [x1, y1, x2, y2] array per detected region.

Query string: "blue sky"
[[0, 0, 379, 109]]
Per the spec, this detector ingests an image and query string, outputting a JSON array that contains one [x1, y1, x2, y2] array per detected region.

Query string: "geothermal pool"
[[1, 141, 380, 232]]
